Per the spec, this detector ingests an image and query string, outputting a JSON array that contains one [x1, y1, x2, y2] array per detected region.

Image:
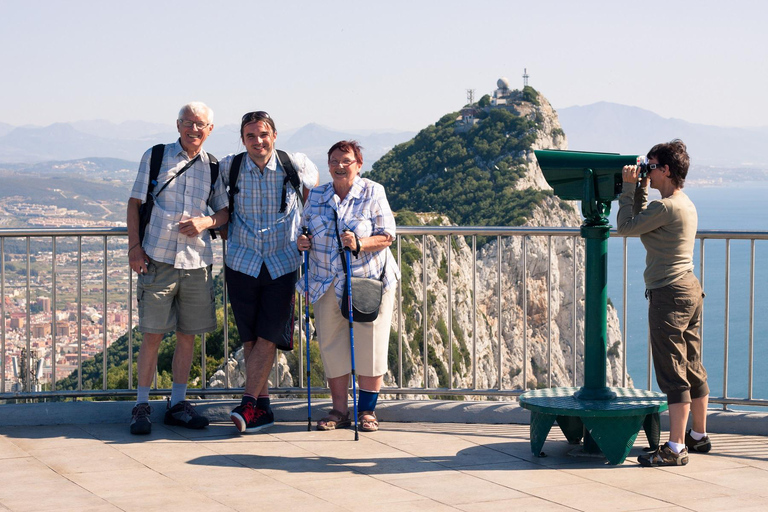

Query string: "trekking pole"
[[302, 227, 311, 431], [343, 240, 359, 441]]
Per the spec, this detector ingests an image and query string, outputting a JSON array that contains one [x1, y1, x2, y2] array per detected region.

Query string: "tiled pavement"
[[1, 403, 767, 512]]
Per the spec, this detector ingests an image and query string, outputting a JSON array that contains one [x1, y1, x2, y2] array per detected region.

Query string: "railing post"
[[723, 239, 730, 409], [447, 234, 453, 389], [472, 235, 477, 390], [522, 235, 527, 391], [25, 237, 31, 393], [497, 235, 502, 389], [51, 238, 57, 391], [397, 236, 402, 389], [1, 237, 5, 394], [422, 234, 428, 388], [547, 235, 552, 388], [103, 236, 108, 391], [128, 252, 134, 390], [622, 236, 628, 388], [572, 236, 578, 387]]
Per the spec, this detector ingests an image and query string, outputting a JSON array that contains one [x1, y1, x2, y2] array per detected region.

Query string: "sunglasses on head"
[[241, 111, 271, 123]]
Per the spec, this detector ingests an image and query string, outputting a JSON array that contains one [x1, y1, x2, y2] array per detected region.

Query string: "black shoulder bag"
[[334, 210, 385, 322]]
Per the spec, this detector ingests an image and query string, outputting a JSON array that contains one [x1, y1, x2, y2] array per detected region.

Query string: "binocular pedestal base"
[[519, 387, 668, 465]]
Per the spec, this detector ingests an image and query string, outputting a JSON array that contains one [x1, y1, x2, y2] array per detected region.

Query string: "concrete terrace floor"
[[1, 400, 768, 512]]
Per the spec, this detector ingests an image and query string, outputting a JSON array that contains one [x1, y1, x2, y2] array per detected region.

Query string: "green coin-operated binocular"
[[534, 150, 640, 226], [534, 149, 640, 400]]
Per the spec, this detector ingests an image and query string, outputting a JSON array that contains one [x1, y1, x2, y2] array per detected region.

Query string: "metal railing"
[[1, 226, 766, 409]]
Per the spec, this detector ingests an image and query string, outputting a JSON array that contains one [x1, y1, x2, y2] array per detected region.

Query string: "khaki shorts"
[[315, 285, 395, 379], [648, 271, 709, 404], [137, 259, 216, 335]]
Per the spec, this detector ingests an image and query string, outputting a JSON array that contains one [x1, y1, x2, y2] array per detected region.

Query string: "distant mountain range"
[[0, 120, 415, 182], [3, 101, 766, 177], [556, 102, 768, 167]]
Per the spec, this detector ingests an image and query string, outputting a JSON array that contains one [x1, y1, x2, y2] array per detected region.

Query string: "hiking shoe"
[[685, 429, 712, 453], [230, 402, 274, 433], [130, 403, 152, 435], [164, 399, 209, 429], [638, 443, 689, 467]]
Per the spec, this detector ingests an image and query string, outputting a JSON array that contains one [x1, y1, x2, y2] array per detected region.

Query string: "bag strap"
[[207, 152, 219, 192], [206, 152, 219, 240], [228, 152, 245, 216], [149, 153, 201, 202], [276, 149, 304, 213], [146, 143, 166, 201], [333, 209, 386, 280]]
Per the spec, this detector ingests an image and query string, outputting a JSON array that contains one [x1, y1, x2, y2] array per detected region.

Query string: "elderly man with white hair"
[[126, 101, 229, 435]]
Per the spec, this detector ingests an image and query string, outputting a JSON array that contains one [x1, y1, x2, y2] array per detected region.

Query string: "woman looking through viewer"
[[297, 140, 400, 432], [617, 139, 711, 467]]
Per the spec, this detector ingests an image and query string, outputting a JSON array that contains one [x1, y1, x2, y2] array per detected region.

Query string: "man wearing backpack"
[[126, 101, 229, 435], [218, 111, 318, 433]]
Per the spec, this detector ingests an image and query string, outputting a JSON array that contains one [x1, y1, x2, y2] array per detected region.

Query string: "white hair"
[[178, 101, 214, 123]]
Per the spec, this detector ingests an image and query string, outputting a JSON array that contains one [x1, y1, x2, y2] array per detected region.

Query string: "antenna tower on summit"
[[466, 89, 475, 105], [523, 68, 529, 87]]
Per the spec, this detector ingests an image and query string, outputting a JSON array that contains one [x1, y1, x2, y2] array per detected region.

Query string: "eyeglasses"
[[648, 163, 664, 171], [241, 111, 271, 123], [329, 159, 357, 167], [178, 119, 211, 130]]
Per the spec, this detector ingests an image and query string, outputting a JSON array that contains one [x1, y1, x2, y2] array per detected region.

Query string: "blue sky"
[[1, 0, 766, 131]]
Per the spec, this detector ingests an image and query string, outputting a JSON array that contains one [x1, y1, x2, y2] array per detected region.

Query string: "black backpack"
[[137, 144, 219, 244], [226, 149, 304, 216]]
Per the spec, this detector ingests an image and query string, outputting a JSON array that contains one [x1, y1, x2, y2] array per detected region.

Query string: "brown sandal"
[[317, 409, 351, 431], [358, 410, 379, 432]]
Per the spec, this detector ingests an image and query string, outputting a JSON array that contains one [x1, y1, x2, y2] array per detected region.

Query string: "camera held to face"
[[636, 156, 649, 180]]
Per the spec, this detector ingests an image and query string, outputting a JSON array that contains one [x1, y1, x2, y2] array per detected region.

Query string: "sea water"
[[605, 182, 768, 405]]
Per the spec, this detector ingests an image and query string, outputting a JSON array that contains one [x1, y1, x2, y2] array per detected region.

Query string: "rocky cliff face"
[[210, 89, 631, 395]]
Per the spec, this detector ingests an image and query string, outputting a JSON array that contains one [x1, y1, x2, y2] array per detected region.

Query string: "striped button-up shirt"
[[298, 176, 400, 305], [217, 150, 319, 279], [130, 140, 228, 269]]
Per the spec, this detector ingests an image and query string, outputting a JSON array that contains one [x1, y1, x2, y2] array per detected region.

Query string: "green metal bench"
[[519, 386, 667, 465]]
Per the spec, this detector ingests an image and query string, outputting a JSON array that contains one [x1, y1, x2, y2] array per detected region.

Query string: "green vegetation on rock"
[[367, 106, 552, 229]]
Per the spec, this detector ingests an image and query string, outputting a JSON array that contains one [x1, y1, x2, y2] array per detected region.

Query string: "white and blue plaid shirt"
[[130, 140, 228, 269], [298, 176, 400, 306], [217, 150, 319, 279]]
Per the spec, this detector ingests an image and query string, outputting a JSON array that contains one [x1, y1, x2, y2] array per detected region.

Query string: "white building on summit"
[[492, 77, 512, 106]]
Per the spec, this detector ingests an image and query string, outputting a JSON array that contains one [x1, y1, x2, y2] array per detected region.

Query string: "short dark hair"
[[647, 139, 690, 188], [240, 111, 276, 138], [327, 140, 364, 167]]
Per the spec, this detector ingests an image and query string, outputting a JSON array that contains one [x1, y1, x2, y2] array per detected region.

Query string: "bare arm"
[[339, 232, 393, 253], [178, 207, 230, 237], [126, 197, 149, 275]]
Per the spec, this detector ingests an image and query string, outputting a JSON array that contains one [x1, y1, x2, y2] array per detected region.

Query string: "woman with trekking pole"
[[296, 140, 399, 434]]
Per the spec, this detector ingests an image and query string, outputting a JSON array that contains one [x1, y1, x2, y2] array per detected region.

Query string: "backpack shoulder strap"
[[207, 152, 219, 186], [147, 144, 165, 200], [276, 149, 304, 211], [228, 152, 245, 215], [276, 149, 301, 189], [205, 152, 220, 240]]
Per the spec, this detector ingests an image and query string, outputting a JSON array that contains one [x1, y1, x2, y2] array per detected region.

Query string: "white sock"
[[667, 441, 686, 454], [689, 429, 707, 440], [170, 383, 187, 407], [136, 386, 150, 405]]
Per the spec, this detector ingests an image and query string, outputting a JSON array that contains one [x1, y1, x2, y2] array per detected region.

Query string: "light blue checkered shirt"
[[298, 177, 400, 305], [217, 150, 319, 279], [130, 140, 228, 269]]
